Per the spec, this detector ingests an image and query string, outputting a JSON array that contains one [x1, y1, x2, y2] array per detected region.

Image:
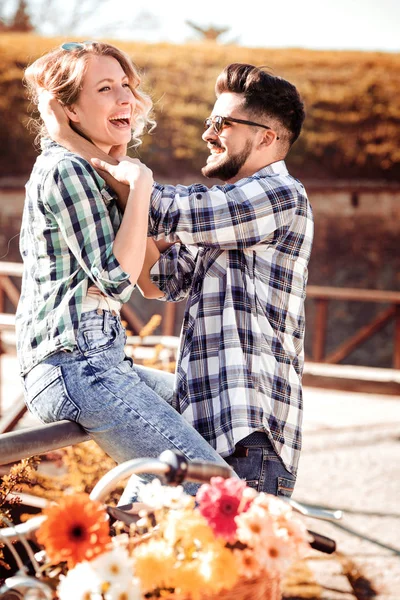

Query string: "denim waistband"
[[79, 308, 121, 328]]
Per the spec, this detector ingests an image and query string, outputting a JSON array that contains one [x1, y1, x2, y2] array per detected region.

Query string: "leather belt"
[[230, 431, 270, 458]]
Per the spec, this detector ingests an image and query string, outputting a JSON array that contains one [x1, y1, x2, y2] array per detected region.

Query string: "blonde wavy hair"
[[24, 41, 155, 147]]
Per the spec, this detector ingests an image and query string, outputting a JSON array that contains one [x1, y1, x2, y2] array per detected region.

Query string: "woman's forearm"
[[113, 181, 152, 285], [136, 238, 165, 298]]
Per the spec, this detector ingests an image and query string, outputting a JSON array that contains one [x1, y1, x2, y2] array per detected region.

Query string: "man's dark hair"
[[215, 63, 305, 146]]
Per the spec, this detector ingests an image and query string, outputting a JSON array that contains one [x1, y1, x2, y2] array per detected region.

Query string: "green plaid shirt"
[[16, 140, 134, 375]]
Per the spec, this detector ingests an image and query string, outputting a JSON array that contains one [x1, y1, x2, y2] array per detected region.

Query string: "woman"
[[16, 41, 228, 481]]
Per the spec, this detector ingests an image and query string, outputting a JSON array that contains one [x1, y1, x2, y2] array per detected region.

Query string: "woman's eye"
[[99, 86, 110, 92]]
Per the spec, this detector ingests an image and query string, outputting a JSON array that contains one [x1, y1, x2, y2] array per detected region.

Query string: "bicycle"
[[0, 450, 341, 599]]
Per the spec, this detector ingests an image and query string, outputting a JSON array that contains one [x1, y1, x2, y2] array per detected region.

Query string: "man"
[[41, 63, 313, 497]]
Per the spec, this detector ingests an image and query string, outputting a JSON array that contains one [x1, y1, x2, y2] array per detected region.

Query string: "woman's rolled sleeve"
[[90, 255, 134, 303]]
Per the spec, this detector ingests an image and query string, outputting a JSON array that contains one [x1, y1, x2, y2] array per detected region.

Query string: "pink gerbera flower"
[[196, 477, 252, 542]]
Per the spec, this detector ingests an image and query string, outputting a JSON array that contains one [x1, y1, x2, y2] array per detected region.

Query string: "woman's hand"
[[92, 156, 153, 189], [38, 90, 69, 140]]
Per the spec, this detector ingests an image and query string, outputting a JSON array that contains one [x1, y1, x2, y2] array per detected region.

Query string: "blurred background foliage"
[[0, 32, 399, 182]]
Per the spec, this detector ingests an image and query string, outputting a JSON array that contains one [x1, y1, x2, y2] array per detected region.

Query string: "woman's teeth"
[[109, 114, 130, 127]]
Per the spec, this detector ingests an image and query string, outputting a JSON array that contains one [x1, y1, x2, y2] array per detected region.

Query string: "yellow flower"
[[172, 542, 239, 599], [133, 539, 175, 593], [198, 542, 239, 592], [172, 559, 211, 600], [163, 509, 215, 549]]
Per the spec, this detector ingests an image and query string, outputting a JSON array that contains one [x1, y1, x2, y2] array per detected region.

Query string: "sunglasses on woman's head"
[[204, 115, 278, 139], [61, 41, 97, 51]]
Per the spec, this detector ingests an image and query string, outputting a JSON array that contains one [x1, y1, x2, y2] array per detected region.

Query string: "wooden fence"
[[307, 286, 400, 369], [1, 261, 400, 433]]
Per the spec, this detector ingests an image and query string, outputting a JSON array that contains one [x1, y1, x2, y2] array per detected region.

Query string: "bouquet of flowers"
[[35, 477, 311, 600]]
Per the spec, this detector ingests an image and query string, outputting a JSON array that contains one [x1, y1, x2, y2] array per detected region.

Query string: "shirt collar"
[[40, 138, 116, 202], [255, 160, 288, 178], [40, 137, 57, 151]]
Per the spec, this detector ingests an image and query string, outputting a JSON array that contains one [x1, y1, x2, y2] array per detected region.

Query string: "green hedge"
[[1, 33, 400, 181]]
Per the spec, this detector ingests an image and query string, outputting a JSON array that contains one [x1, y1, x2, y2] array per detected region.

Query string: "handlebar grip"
[[308, 529, 336, 554], [158, 450, 233, 485], [186, 461, 233, 483]]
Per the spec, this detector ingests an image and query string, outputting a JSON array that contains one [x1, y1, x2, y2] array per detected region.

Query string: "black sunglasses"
[[204, 115, 278, 139], [61, 41, 97, 51]]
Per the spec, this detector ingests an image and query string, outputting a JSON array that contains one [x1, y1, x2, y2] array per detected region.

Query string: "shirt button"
[[92, 267, 99, 276], [196, 194, 202, 200]]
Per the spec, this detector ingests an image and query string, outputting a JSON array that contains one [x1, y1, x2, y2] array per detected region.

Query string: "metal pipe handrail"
[[0, 420, 89, 465]]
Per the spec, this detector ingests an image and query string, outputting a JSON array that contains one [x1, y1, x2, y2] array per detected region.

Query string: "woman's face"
[[65, 54, 136, 153]]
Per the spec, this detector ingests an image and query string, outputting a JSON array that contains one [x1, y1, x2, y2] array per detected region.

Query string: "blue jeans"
[[225, 432, 296, 498], [22, 310, 229, 496]]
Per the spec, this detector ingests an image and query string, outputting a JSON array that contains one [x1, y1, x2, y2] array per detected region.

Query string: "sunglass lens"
[[61, 42, 82, 51], [214, 117, 223, 134]]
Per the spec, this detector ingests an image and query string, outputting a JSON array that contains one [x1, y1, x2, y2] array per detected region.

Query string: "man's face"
[[201, 92, 260, 182]]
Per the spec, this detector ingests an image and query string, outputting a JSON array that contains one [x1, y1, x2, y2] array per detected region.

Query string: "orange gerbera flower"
[[36, 493, 111, 568]]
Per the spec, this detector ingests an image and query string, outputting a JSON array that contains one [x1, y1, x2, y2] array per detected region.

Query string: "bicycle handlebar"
[[0, 451, 337, 555], [89, 450, 234, 503]]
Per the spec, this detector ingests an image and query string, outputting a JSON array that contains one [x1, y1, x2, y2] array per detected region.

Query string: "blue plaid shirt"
[[16, 140, 134, 375], [149, 161, 314, 475]]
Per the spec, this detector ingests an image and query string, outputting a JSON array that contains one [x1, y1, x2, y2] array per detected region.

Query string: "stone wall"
[[305, 186, 399, 367]]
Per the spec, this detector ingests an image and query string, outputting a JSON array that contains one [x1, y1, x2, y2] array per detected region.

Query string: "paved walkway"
[[1, 354, 400, 598], [294, 387, 400, 599]]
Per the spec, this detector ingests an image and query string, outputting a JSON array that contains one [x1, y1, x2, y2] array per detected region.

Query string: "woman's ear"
[[63, 105, 80, 123]]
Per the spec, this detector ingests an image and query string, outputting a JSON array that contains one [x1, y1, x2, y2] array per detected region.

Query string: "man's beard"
[[201, 140, 253, 181]]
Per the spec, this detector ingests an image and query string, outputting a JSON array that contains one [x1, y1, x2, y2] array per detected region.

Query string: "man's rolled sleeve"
[[150, 243, 197, 302], [149, 175, 297, 250], [43, 157, 135, 303]]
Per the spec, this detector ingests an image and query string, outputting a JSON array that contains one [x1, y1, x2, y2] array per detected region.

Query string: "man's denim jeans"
[[225, 434, 296, 498], [22, 310, 229, 497]]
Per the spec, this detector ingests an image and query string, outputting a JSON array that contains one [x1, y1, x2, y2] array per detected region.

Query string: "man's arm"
[[92, 160, 302, 250], [39, 92, 130, 207]]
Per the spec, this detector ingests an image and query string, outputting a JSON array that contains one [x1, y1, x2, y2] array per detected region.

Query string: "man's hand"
[[92, 156, 153, 189], [38, 90, 69, 140]]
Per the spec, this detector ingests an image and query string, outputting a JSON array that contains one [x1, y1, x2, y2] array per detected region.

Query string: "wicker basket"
[[147, 574, 282, 600]]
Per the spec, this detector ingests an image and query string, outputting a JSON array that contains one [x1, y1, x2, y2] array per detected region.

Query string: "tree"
[[185, 20, 231, 43], [8, 0, 33, 31]]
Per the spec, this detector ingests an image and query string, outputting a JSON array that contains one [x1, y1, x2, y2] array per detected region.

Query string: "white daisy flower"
[[104, 577, 142, 600], [89, 545, 134, 589], [138, 479, 193, 510], [57, 562, 102, 600]]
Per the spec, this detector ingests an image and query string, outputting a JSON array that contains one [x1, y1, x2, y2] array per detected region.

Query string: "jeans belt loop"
[[102, 308, 110, 334]]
